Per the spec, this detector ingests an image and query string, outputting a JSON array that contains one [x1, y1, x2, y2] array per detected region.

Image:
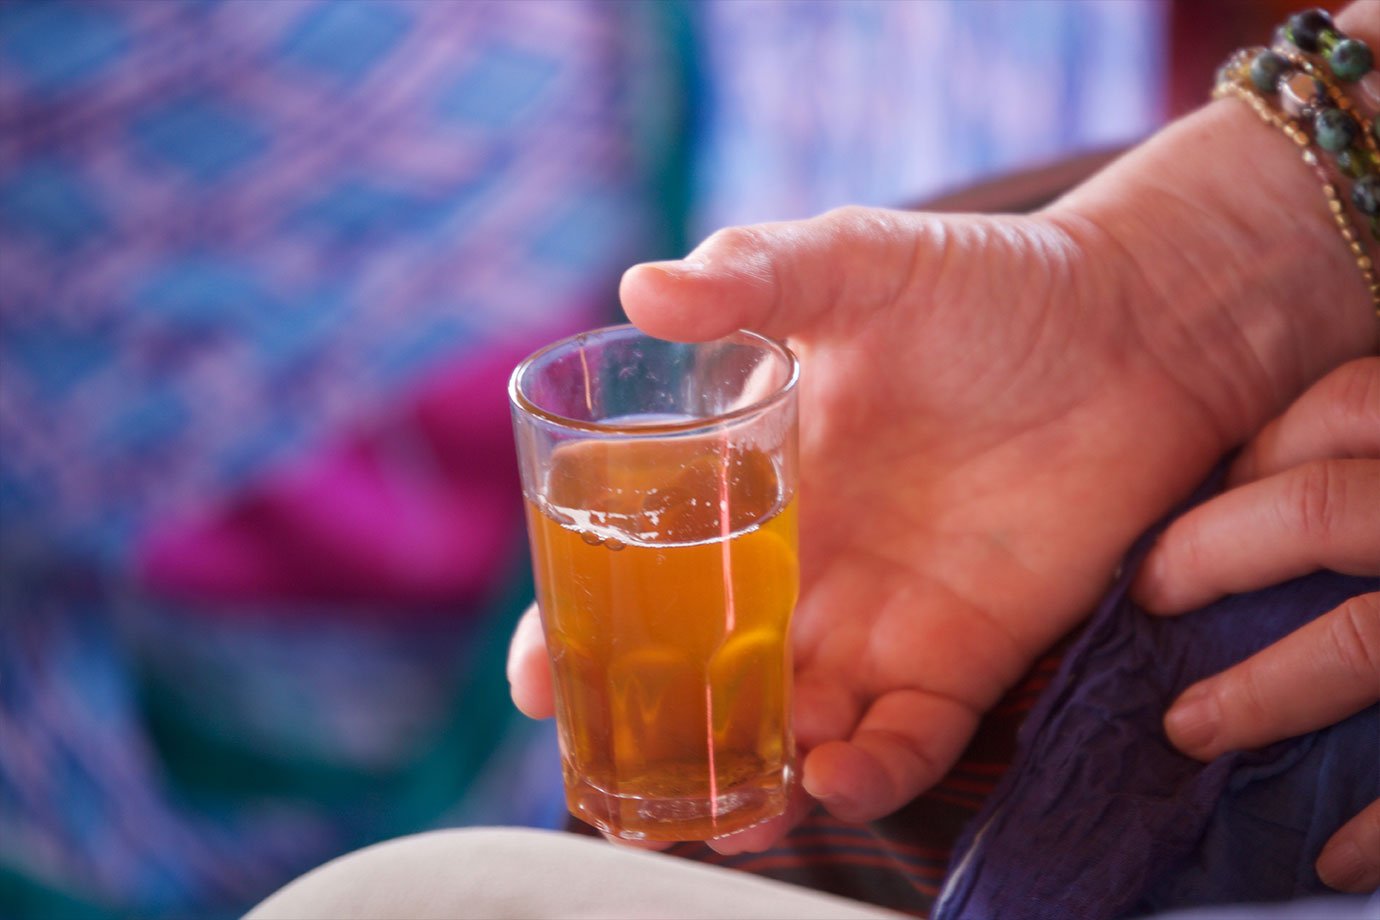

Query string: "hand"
[[510, 201, 1253, 850], [1133, 357, 1380, 893], [508, 86, 1380, 851]]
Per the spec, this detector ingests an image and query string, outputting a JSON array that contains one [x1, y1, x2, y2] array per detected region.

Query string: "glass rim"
[[508, 323, 799, 435]]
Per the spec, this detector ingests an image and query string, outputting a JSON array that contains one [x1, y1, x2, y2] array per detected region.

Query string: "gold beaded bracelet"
[[1215, 49, 1380, 318]]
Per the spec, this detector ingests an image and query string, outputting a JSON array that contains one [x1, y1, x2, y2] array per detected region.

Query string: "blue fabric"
[[934, 479, 1380, 920]]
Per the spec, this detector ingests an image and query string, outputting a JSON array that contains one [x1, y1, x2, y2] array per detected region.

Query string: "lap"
[[247, 827, 902, 920]]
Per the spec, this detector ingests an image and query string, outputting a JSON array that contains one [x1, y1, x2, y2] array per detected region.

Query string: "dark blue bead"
[[1352, 175, 1380, 216], [1250, 50, 1291, 93], [1287, 8, 1335, 53], [1315, 107, 1359, 153], [1330, 38, 1374, 82]]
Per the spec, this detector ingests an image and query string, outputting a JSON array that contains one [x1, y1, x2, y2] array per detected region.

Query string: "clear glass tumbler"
[[509, 324, 800, 841]]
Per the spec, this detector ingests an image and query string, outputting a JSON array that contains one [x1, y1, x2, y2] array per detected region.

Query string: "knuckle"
[[820, 204, 877, 229], [859, 726, 940, 798], [1281, 460, 1347, 539], [820, 204, 904, 245], [1228, 663, 1277, 734], [699, 224, 768, 260], [1327, 593, 1380, 689]]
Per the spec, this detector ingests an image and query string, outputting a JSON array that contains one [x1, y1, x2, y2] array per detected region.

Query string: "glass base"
[[566, 763, 793, 841]]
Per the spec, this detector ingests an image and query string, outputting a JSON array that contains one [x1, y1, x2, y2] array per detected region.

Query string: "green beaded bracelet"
[[1279, 8, 1380, 158], [1284, 7, 1375, 83]]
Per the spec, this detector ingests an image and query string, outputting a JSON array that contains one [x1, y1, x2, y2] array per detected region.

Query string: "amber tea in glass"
[[509, 325, 799, 841]]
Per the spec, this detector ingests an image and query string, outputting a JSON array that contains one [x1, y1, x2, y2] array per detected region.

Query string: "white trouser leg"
[[247, 827, 903, 920]]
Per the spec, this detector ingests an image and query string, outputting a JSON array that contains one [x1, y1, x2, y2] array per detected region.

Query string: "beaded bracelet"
[[1266, 8, 1380, 239], [1214, 52, 1380, 314], [1279, 8, 1374, 83], [1216, 8, 1380, 318]]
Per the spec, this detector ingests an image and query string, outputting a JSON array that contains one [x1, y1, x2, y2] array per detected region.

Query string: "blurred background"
[[0, 1, 1328, 917]]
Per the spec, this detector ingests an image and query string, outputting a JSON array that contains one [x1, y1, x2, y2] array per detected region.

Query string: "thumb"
[[621, 206, 932, 342]]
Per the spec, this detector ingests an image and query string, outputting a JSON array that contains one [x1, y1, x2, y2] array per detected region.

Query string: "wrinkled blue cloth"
[[934, 486, 1380, 920]]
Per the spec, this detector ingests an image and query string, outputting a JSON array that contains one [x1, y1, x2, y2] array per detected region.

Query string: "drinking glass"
[[509, 324, 800, 841]]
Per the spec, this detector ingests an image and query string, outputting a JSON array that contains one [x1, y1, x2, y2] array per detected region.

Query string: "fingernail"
[[1165, 684, 1219, 754], [800, 772, 831, 801], [806, 789, 866, 822], [801, 776, 853, 811], [1317, 839, 1369, 891]]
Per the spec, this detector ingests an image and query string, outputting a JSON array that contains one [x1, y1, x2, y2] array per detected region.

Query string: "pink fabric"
[[137, 345, 538, 615]]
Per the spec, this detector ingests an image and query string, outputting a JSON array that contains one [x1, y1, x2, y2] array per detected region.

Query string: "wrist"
[[1048, 53, 1380, 452]]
